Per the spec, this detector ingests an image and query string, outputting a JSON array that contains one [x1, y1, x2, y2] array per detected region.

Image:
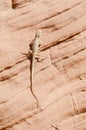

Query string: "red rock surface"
[[0, 0, 86, 130]]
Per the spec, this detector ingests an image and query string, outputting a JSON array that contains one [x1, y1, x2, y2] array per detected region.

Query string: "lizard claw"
[[37, 57, 47, 62]]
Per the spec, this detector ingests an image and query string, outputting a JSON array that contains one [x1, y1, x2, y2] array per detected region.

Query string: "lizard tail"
[[30, 58, 39, 108], [30, 85, 39, 107]]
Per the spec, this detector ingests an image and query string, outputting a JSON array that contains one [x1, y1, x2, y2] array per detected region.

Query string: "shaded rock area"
[[0, 0, 86, 130]]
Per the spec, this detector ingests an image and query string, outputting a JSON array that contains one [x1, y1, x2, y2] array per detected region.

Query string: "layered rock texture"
[[0, 0, 86, 130]]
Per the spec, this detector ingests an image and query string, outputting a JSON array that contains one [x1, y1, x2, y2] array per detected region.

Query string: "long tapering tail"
[[30, 56, 39, 108]]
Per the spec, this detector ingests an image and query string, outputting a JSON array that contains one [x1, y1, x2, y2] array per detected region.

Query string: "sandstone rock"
[[0, 0, 86, 130]]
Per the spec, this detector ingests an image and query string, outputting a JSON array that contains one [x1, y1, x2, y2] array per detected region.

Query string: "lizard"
[[23, 30, 42, 108]]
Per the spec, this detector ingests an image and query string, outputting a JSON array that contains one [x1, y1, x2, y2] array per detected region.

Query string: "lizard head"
[[35, 29, 42, 38]]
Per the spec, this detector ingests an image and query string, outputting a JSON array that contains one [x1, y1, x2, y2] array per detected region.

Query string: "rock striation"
[[0, 0, 86, 130]]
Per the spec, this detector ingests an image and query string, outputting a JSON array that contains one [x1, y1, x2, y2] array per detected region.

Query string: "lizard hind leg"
[[35, 52, 47, 62], [21, 49, 32, 59], [35, 53, 41, 62], [36, 55, 46, 62]]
